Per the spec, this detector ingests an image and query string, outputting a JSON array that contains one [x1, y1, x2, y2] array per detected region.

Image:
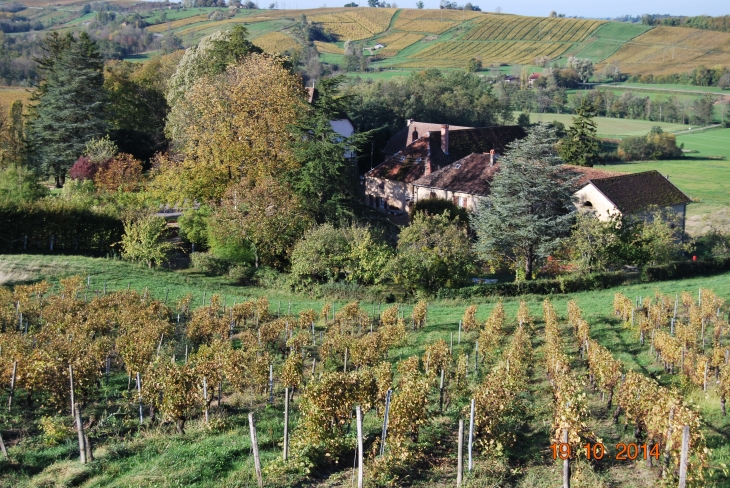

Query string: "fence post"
[[249, 412, 263, 488], [458, 320, 461, 344], [344, 348, 348, 373], [678, 425, 689, 488], [75, 403, 87, 464], [269, 364, 274, 404], [356, 405, 364, 488], [457, 419, 464, 487]]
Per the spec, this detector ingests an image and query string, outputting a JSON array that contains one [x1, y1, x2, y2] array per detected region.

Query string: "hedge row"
[[436, 258, 730, 299], [0, 202, 124, 255], [435, 272, 628, 299]]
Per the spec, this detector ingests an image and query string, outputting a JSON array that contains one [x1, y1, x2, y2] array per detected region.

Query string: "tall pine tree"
[[27, 32, 107, 186], [471, 123, 579, 280], [558, 98, 602, 167]]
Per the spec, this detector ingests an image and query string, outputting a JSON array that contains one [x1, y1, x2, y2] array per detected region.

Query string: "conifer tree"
[[471, 123, 578, 280], [27, 32, 107, 187], [558, 98, 602, 167]]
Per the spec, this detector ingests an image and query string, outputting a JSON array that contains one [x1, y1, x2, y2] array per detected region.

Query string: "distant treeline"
[[641, 14, 730, 33]]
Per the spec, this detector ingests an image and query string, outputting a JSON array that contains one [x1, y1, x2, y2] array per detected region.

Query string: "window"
[[583, 201, 593, 207], [379, 197, 385, 209], [457, 196, 468, 208], [429, 191, 437, 199]]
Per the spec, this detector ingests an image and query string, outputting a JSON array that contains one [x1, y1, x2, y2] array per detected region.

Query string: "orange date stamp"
[[550, 442, 661, 461]]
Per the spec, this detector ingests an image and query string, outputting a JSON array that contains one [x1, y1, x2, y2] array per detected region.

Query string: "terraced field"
[[394, 13, 608, 69], [307, 8, 396, 40], [463, 14, 604, 42], [567, 22, 651, 62], [599, 26, 730, 75], [146, 14, 209, 33], [393, 8, 480, 34]]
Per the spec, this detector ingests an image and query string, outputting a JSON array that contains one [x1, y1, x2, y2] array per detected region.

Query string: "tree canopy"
[[471, 123, 579, 279], [27, 32, 107, 186]]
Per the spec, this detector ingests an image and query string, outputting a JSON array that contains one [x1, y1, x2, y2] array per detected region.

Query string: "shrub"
[[95, 153, 144, 192], [69, 156, 98, 181], [618, 127, 683, 161], [409, 198, 468, 223], [120, 214, 174, 268], [39, 416, 71, 446], [191, 251, 232, 275]]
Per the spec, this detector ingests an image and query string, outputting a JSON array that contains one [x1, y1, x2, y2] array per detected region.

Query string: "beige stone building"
[[573, 170, 691, 230], [364, 121, 526, 214]]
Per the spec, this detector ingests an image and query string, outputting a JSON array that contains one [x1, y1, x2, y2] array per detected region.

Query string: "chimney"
[[406, 119, 413, 127], [410, 128, 419, 145], [424, 131, 432, 175], [441, 125, 449, 155]]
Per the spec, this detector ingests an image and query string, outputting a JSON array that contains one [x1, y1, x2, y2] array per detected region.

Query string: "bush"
[[69, 156, 98, 181], [191, 251, 232, 275], [641, 257, 730, 281], [410, 198, 468, 223], [618, 127, 683, 161]]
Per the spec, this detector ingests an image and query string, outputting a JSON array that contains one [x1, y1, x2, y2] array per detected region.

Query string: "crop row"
[[396, 8, 481, 22], [394, 19, 458, 34], [405, 40, 570, 65], [463, 15, 603, 43], [379, 33, 424, 56], [252, 32, 301, 53], [146, 15, 209, 33], [309, 8, 395, 40]]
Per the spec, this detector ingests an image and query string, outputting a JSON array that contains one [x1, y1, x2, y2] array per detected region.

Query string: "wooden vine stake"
[[678, 425, 689, 488], [283, 387, 290, 461], [380, 389, 392, 456], [457, 419, 464, 487], [203, 377, 209, 423], [69, 364, 75, 417], [249, 412, 263, 488], [468, 398, 475, 472], [75, 403, 87, 464], [8, 360, 17, 411], [356, 405, 364, 488], [562, 429, 570, 488], [0, 431, 8, 459]]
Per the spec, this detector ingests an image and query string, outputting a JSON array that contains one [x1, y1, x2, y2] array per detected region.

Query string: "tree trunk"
[[524, 254, 533, 279], [176, 419, 185, 435], [722, 396, 726, 417]]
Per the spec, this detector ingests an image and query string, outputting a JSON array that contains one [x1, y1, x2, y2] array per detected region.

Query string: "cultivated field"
[[376, 32, 425, 57], [400, 40, 574, 68], [567, 22, 651, 62], [462, 14, 604, 43], [0, 87, 31, 108], [306, 8, 396, 40], [0, 254, 728, 487], [393, 8, 479, 34], [251, 31, 301, 53], [146, 14, 209, 33], [313, 40, 343, 54], [600, 26, 730, 76]]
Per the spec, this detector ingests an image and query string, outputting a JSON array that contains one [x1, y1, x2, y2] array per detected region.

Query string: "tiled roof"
[[381, 121, 472, 156], [446, 126, 527, 160], [589, 170, 691, 214], [413, 153, 500, 195], [565, 165, 626, 187], [366, 132, 451, 183]]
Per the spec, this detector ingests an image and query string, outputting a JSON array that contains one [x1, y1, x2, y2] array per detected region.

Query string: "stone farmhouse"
[[364, 121, 526, 214], [367, 120, 691, 230]]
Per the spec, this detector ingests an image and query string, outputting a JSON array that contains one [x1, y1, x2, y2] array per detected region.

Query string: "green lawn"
[[523, 112, 687, 137], [1, 254, 729, 487]]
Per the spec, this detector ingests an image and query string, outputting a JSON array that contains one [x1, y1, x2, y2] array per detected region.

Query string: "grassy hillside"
[[0, 255, 729, 487], [524, 112, 687, 137]]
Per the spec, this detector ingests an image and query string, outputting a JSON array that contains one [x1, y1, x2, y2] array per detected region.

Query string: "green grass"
[[1, 254, 729, 487], [570, 22, 651, 62], [522, 112, 688, 137], [608, 82, 729, 95]]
